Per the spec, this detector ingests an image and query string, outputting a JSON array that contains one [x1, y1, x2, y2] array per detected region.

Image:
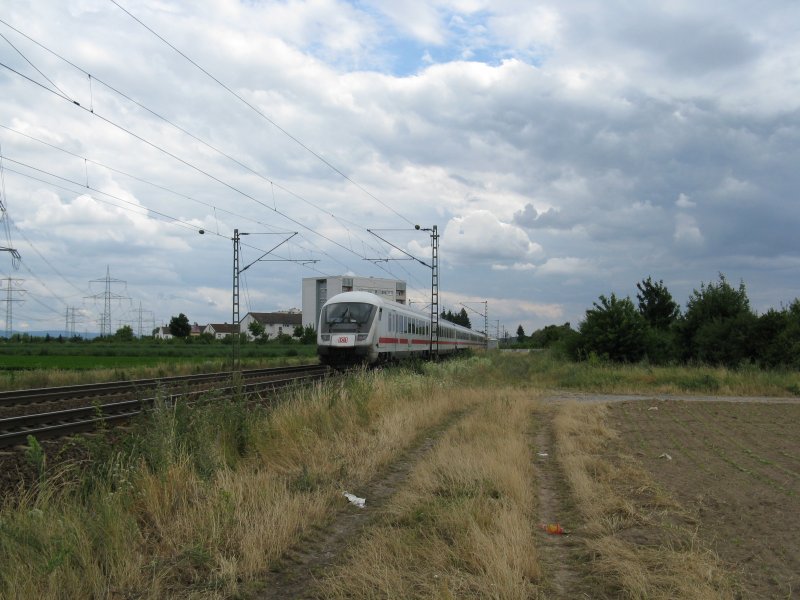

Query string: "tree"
[[300, 325, 317, 344], [577, 293, 647, 362], [168, 313, 191, 338], [636, 276, 680, 329], [115, 325, 134, 341], [516, 325, 526, 343], [678, 274, 755, 365], [529, 323, 574, 348], [441, 308, 471, 328], [248, 319, 266, 340]]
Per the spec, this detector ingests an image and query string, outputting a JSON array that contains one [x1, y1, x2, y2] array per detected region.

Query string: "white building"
[[240, 310, 302, 340], [301, 276, 406, 329], [203, 323, 238, 339], [154, 326, 173, 340]]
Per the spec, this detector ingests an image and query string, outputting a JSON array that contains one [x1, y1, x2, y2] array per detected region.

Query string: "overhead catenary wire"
[[0, 160, 335, 282], [107, 0, 416, 229], [1, 57, 424, 285], [0, 60, 368, 268], [0, 123, 354, 274], [1, 160, 295, 264], [6, 213, 88, 298], [0, 18, 432, 304], [0, 18, 413, 277], [0, 30, 73, 101]]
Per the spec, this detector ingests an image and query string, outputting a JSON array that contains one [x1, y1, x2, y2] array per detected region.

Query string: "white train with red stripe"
[[317, 291, 485, 367]]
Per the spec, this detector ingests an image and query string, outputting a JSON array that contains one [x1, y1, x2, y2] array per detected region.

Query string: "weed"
[[24, 435, 46, 482]]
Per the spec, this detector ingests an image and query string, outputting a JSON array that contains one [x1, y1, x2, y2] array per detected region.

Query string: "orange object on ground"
[[539, 523, 565, 535]]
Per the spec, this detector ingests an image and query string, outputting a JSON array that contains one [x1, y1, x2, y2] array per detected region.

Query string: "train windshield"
[[321, 302, 377, 333]]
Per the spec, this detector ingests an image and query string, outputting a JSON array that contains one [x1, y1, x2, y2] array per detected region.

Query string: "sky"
[[1, 0, 799, 338]]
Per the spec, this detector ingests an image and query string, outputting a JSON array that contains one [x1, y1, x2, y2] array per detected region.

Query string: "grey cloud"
[[513, 204, 574, 230], [620, 17, 762, 76]]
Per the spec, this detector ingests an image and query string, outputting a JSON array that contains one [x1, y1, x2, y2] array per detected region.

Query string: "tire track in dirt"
[[256, 409, 469, 600], [532, 406, 586, 599]]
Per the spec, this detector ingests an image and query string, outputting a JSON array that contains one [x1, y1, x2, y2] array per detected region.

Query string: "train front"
[[317, 292, 379, 368]]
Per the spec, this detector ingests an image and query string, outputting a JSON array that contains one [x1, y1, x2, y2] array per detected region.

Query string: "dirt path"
[[256, 410, 467, 599], [531, 407, 586, 599], [543, 390, 800, 405]]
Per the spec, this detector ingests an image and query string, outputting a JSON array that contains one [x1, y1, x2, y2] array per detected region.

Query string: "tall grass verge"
[[0, 368, 465, 598], [318, 387, 543, 599], [443, 351, 800, 397], [553, 402, 735, 598]]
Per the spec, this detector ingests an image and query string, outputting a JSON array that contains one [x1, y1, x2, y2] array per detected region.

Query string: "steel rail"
[[0, 364, 324, 407], [0, 368, 329, 448]]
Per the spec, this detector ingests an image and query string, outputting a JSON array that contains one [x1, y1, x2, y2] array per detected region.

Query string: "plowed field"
[[609, 400, 800, 598]]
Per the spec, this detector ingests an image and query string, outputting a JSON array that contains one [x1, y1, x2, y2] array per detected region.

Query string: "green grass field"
[[0, 340, 318, 390]]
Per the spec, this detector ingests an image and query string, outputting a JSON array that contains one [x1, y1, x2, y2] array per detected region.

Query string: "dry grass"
[[318, 387, 544, 599], [553, 401, 736, 599], [0, 369, 466, 598]]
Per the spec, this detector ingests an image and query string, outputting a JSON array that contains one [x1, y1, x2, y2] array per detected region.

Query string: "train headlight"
[[321, 334, 331, 341], [356, 334, 368, 342]]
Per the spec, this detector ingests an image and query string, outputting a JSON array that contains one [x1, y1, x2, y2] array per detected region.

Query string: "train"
[[316, 291, 485, 367]]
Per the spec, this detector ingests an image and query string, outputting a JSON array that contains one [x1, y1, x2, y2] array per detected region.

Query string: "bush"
[[576, 293, 647, 362], [678, 274, 754, 365]]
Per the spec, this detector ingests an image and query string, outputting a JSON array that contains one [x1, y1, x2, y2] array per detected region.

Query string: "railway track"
[[0, 364, 330, 448]]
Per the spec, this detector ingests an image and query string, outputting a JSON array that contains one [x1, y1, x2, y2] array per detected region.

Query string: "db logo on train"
[[338, 336, 349, 344]]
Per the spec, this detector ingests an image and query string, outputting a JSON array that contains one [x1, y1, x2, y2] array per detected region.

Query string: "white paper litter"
[[537, 452, 549, 458], [343, 492, 366, 508], [648, 406, 659, 411], [658, 453, 672, 461]]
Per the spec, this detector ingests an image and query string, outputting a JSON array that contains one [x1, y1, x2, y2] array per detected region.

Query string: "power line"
[[4, 212, 87, 297], [0, 61, 369, 272], [0, 123, 354, 273], [0, 23, 429, 294], [86, 266, 130, 337], [0, 30, 72, 100], [0, 160, 337, 281], [0, 20, 407, 276], [1, 277, 25, 337], [107, 0, 416, 228]]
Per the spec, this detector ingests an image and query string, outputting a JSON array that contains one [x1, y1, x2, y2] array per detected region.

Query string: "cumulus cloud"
[[19, 190, 191, 252], [441, 210, 543, 264], [674, 213, 704, 246]]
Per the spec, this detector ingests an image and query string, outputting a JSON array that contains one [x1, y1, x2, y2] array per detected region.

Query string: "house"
[[190, 323, 204, 337], [240, 311, 303, 340], [154, 326, 173, 340], [203, 323, 239, 339]]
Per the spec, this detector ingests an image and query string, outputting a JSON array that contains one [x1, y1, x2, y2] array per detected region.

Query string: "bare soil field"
[[608, 398, 800, 599]]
